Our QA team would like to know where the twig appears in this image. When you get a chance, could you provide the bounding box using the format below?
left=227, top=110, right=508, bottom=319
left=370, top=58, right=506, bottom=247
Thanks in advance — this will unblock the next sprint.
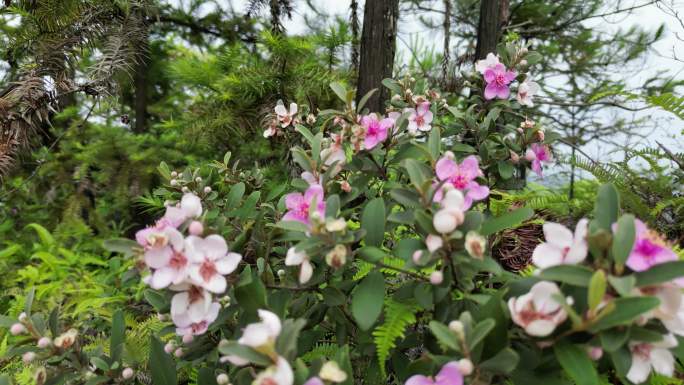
left=656, top=141, right=684, bottom=170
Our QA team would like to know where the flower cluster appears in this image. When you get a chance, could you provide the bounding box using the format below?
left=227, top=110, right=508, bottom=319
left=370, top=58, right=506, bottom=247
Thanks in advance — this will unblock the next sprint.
left=475, top=52, right=538, bottom=103
left=264, top=100, right=300, bottom=138
left=136, top=192, right=242, bottom=337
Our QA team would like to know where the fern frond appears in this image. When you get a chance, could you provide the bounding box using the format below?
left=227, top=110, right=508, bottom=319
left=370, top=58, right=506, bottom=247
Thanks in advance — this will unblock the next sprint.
left=372, top=299, right=419, bottom=376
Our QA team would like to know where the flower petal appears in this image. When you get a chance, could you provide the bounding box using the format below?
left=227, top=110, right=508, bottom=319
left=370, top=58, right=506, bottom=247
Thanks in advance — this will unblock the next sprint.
left=435, top=157, right=457, bottom=181
left=215, top=252, right=242, bottom=275
left=543, top=222, right=574, bottom=248
left=258, top=309, right=282, bottom=337
left=531, top=243, right=565, bottom=268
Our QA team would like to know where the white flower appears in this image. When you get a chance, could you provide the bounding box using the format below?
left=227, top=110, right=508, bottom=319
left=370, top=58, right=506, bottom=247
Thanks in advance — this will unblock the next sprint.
left=627, top=334, right=678, bottom=384
left=405, top=102, right=433, bottom=134
left=433, top=189, right=466, bottom=234
left=238, top=309, right=282, bottom=349
left=464, top=231, right=486, bottom=259
left=186, top=235, right=242, bottom=293
left=275, top=100, right=298, bottom=128
left=319, top=361, right=347, bottom=383
left=638, top=284, right=684, bottom=336
left=141, top=226, right=185, bottom=271
left=475, top=53, right=500, bottom=74
left=285, top=247, right=314, bottom=284
left=508, top=281, right=569, bottom=337
left=532, top=219, right=588, bottom=269
left=425, top=234, right=443, bottom=253
left=180, top=193, right=203, bottom=218
left=517, top=78, right=540, bottom=107
left=253, top=357, right=293, bottom=385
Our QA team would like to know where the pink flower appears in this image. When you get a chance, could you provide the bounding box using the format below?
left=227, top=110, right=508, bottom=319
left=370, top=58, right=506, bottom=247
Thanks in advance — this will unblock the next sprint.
left=283, top=184, right=326, bottom=225
left=139, top=226, right=185, bottom=272
left=320, top=134, right=346, bottom=175
left=253, top=357, right=293, bottom=385
left=475, top=53, right=500, bottom=74
left=483, top=63, right=517, bottom=100
left=405, top=102, right=433, bottom=134
left=405, top=361, right=464, bottom=385
left=135, top=193, right=203, bottom=247
left=434, top=154, right=489, bottom=210
left=508, top=281, right=569, bottom=337
left=275, top=100, right=298, bottom=128
left=532, top=219, right=589, bottom=269
left=360, top=113, right=393, bottom=150
left=303, top=378, right=324, bottom=385
left=171, top=285, right=216, bottom=336
left=525, top=143, right=552, bottom=177
left=517, top=78, right=539, bottom=107
left=620, top=219, right=678, bottom=272
left=149, top=238, right=191, bottom=289
left=626, top=334, right=677, bottom=384
left=186, top=234, right=242, bottom=293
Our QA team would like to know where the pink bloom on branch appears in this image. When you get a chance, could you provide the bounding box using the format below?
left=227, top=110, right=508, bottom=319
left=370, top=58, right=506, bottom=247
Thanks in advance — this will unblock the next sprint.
left=360, top=113, right=393, bottom=150
left=483, top=63, right=517, bottom=100
left=171, top=285, right=218, bottom=336
left=275, top=100, right=298, bottom=128
left=475, top=53, right=500, bottom=74
left=508, top=281, right=569, bottom=337
left=626, top=334, right=678, bottom=384
left=517, top=78, right=540, bottom=107
left=525, top=143, right=552, bottom=177
left=174, top=299, right=220, bottom=337
left=186, top=234, right=242, bottom=293
left=303, top=378, right=324, bottom=385
left=405, top=361, right=464, bottom=385
left=434, top=154, right=489, bottom=210
left=405, top=102, right=433, bottom=134
left=283, top=184, right=326, bottom=225
left=618, top=219, right=678, bottom=272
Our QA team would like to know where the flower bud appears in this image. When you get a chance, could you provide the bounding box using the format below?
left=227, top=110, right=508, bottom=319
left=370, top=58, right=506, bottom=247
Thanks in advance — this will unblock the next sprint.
left=277, top=269, right=286, bottom=278
left=443, top=150, right=455, bottom=160
left=306, top=114, right=316, bottom=125
left=425, top=234, right=443, bottom=253
left=18, top=312, right=28, bottom=322
left=203, top=186, right=212, bottom=193
left=535, top=130, right=545, bottom=142
left=182, top=187, right=190, bottom=193
left=10, top=323, right=26, bottom=335
left=510, top=151, right=520, bottom=164
left=23, top=351, right=36, bottom=364
left=170, top=179, right=178, bottom=186
left=164, top=342, right=175, bottom=354
left=519, top=59, right=528, bottom=66
left=412, top=250, right=425, bottom=265
left=174, top=348, right=184, bottom=357
left=171, top=171, right=178, bottom=178
left=216, top=374, right=230, bottom=385
left=430, top=271, right=444, bottom=285
left=520, top=47, right=529, bottom=55
left=182, top=334, right=194, bottom=344
left=122, top=368, right=134, bottom=380
left=188, top=221, right=204, bottom=236
left=588, top=346, right=603, bottom=361
left=325, top=218, right=347, bottom=233
left=195, top=177, right=202, bottom=183
left=391, top=94, right=402, bottom=101
left=457, top=358, right=474, bottom=376
left=325, top=245, right=347, bottom=268
left=448, top=320, right=464, bottom=337
left=37, top=337, right=51, bottom=349
left=54, top=329, right=78, bottom=349
left=433, top=208, right=464, bottom=234
left=320, top=361, right=348, bottom=383
left=340, top=181, right=352, bottom=192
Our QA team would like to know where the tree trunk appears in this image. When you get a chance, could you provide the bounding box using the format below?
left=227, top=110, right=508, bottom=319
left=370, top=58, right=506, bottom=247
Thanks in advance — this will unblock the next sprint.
left=134, top=57, right=149, bottom=133
left=349, top=0, right=360, bottom=81
left=441, top=0, right=451, bottom=85
left=356, top=0, right=399, bottom=112
left=475, top=0, right=509, bottom=60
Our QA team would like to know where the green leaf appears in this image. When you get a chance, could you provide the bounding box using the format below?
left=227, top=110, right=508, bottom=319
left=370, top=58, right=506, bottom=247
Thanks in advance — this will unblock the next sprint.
left=274, top=220, right=309, bottom=233
left=553, top=340, right=599, bottom=385
left=197, top=368, right=218, bottom=385
left=607, top=275, right=635, bottom=296
left=362, top=198, right=386, bottom=247
left=538, top=265, right=594, bottom=287
left=358, top=246, right=386, bottom=263
left=589, top=297, right=661, bottom=332
left=588, top=270, right=607, bottom=311
left=226, top=182, right=246, bottom=209
left=525, top=52, right=543, bottom=65
left=144, top=289, right=169, bottom=312
left=110, top=310, right=125, bottom=363
left=480, top=207, right=534, bottom=236
left=479, top=348, right=519, bottom=374
left=294, top=124, right=315, bottom=143
left=90, top=356, right=110, bottom=371
left=635, top=261, right=684, bottom=287
left=381, top=78, right=402, bottom=95
left=276, top=318, right=307, bottom=360
left=357, top=88, right=378, bottom=112
left=149, top=336, right=177, bottom=385
left=403, top=159, right=430, bottom=191
left=325, top=195, right=340, bottom=218
left=351, top=271, right=385, bottom=330
left=218, top=342, right=272, bottom=366
left=330, top=82, right=348, bottom=103
left=467, top=318, right=495, bottom=351
left=102, top=238, right=139, bottom=256
left=428, top=321, right=460, bottom=351
left=611, top=214, right=635, bottom=266
left=600, top=328, right=630, bottom=352
left=322, top=287, right=347, bottom=306
left=498, top=161, right=514, bottom=179
left=24, top=287, right=35, bottom=315
left=427, top=127, right=441, bottom=160
left=594, top=184, right=619, bottom=230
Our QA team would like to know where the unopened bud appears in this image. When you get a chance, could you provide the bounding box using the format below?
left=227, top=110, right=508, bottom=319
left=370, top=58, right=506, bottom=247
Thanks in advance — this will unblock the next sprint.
left=588, top=346, right=603, bottom=361
left=277, top=269, right=286, bottom=277
left=203, top=186, right=212, bottom=193
left=182, top=187, right=190, bottom=193
left=457, top=358, right=474, bottom=375
left=520, top=47, right=529, bottom=55
left=535, top=130, right=545, bottom=142
left=325, top=245, right=347, bottom=268
left=430, top=271, right=444, bottom=285
left=171, top=171, right=178, bottom=178
left=195, top=177, right=202, bottom=183
left=306, top=114, right=316, bottom=125
left=170, top=179, right=178, bottom=186
left=340, top=181, right=352, bottom=193
left=10, top=323, right=26, bottom=335
left=448, top=320, right=464, bottom=336
left=412, top=250, right=424, bottom=265
left=188, top=221, right=204, bottom=236
left=519, top=59, right=528, bottom=66
left=122, top=368, right=134, bottom=380
left=174, top=348, right=184, bottom=357
left=216, top=374, right=230, bottom=385
left=510, top=151, right=520, bottom=164
left=182, top=334, right=194, bottom=344
left=391, top=94, right=401, bottom=102
left=23, top=351, right=36, bottom=364
left=37, top=337, right=51, bottom=348
left=164, top=342, right=175, bottom=354
left=18, top=312, right=28, bottom=322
